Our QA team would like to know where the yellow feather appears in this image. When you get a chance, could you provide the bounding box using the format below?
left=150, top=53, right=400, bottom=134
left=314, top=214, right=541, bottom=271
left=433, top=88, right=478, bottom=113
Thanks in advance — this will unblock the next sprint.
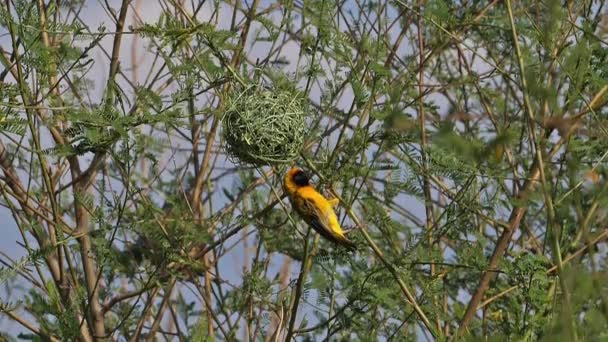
left=283, top=167, right=355, bottom=249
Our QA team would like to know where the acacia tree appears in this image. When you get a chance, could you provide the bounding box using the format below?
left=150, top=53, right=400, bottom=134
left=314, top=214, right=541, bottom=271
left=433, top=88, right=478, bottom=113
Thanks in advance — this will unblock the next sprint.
left=0, top=0, right=606, bottom=340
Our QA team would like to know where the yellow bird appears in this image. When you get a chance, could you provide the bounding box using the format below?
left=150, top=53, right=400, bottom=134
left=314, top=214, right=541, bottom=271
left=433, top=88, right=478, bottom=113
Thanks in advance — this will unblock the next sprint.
left=283, top=167, right=356, bottom=250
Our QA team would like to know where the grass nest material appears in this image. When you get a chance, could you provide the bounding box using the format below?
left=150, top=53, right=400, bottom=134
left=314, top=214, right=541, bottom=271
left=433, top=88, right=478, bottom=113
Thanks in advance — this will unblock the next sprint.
left=222, top=85, right=307, bottom=166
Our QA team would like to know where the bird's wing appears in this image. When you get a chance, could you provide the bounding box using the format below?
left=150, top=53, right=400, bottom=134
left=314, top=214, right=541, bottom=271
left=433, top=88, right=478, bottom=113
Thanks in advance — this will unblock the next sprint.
left=291, top=188, right=356, bottom=249
left=328, top=197, right=339, bottom=208
left=303, top=197, right=356, bottom=250
left=298, top=195, right=341, bottom=243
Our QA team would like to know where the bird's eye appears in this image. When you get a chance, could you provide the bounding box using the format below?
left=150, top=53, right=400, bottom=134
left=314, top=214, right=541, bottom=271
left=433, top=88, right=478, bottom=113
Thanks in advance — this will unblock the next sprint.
left=293, top=171, right=309, bottom=186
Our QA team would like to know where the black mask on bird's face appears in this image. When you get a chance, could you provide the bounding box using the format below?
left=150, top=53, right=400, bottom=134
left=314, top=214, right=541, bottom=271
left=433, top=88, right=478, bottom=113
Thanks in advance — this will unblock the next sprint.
left=292, top=170, right=310, bottom=186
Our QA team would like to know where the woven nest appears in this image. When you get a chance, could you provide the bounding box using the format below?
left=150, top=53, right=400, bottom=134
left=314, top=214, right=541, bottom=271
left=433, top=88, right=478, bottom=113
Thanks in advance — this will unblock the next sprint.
left=222, top=85, right=307, bottom=166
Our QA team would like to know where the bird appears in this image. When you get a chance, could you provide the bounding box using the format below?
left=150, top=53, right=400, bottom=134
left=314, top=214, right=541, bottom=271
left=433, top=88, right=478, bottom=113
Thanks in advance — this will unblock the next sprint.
left=283, top=167, right=356, bottom=250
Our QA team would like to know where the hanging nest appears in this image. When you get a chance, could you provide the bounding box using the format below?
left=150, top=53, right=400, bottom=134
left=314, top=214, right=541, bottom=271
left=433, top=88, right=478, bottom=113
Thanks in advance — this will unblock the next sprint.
left=222, top=85, right=307, bottom=166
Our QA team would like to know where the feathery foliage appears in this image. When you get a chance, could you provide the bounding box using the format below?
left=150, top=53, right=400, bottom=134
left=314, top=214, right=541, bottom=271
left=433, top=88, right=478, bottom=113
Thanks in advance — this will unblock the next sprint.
left=0, top=0, right=606, bottom=340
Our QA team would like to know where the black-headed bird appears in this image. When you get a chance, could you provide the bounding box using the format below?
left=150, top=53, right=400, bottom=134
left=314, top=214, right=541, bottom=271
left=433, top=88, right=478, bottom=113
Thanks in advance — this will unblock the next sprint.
left=283, top=167, right=356, bottom=250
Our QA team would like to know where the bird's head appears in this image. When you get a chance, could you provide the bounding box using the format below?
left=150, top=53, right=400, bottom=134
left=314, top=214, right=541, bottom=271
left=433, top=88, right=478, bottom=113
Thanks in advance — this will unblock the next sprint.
left=284, top=167, right=311, bottom=193
left=287, top=167, right=310, bottom=186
